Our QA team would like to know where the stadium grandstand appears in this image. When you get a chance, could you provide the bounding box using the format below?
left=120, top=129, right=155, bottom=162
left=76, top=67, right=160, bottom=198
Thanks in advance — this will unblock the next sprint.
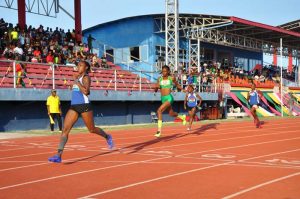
left=0, top=0, right=300, bottom=132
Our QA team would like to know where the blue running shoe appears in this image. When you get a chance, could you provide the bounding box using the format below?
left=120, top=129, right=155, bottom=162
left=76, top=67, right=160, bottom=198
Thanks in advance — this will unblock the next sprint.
left=48, top=155, right=62, bottom=163
left=106, top=134, right=114, bottom=150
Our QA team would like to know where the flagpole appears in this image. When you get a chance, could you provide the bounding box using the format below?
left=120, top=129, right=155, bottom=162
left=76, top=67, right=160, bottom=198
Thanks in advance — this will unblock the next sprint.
left=280, top=38, right=283, bottom=117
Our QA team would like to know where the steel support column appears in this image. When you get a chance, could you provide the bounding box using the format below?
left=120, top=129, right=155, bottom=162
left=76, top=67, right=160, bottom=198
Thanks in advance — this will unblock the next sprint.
left=17, top=0, right=26, bottom=31
left=165, top=0, right=179, bottom=71
left=74, top=0, right=82, bottom=43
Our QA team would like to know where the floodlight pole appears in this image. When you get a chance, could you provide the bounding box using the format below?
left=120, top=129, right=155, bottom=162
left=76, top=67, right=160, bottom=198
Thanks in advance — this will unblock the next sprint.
left=280, top=38, right=283, bottom=117
left=165, top=0, right=179, bottom=72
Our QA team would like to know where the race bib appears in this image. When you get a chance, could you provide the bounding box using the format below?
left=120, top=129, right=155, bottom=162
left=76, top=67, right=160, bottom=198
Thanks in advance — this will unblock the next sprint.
left=161, top=80, right=170, bottom=86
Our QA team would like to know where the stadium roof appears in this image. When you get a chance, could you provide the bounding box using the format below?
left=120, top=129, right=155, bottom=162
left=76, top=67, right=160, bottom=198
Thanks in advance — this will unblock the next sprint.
left=84, top=14, right=300, bottom=51
left=278, top=19, right=300, bottom=33
left=219, top=16, right=300, bottom=49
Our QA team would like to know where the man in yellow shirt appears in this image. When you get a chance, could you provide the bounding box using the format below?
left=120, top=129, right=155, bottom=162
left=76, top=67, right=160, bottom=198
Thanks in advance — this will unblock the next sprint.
left=46, top=89, right=62, bottom=132
left=11, top=28, right=18, bottom=43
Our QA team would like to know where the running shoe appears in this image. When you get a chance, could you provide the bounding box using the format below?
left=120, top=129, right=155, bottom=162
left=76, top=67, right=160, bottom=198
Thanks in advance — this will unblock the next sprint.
left=106, top=134, right=114, bottom=150
left=256, top=121, right=261, bottom=128
left=48, top=155, right=62, bottom=163
left=154, top=131, right=161, bottom=138
left=187, top=127, right=191, bottom=131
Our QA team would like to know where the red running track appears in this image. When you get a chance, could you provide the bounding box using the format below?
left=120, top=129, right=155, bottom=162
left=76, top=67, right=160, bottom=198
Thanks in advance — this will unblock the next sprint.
left=0, top=118, right=299, bottom=199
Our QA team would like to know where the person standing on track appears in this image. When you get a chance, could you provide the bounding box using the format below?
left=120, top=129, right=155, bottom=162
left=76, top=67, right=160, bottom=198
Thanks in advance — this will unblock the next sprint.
left=247, top=83, right=262, bottom=128
left=184, top=85, right=202, bottom=131
left=48, top=61, right=114, bottom=163
left=46, top=89, right=62, bottom=133
left=154, top=65, right=186, bottom=137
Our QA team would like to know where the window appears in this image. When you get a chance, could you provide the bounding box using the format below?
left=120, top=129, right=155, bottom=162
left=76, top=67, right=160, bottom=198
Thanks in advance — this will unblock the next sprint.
left=234, top=57, right=248, bottom=71
left=249, top=59, right=262, bottom=71
left=130, top=47, right=140, bottom=61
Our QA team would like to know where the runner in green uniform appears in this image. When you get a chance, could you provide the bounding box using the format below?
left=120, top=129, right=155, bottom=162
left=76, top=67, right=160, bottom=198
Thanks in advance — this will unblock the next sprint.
left=154, top=65, right=186, bottom=137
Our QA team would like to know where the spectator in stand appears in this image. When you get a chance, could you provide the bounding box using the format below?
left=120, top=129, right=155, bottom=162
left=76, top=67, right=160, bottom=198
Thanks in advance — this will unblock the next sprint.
left=91, top=54, right=99, bottom=68
left=26, top=44, right=34, bottom=61
left=15, top=56, right=26, bottom=88
left=11, top=28, right=18, bottom=44
left=7, top=23, right=13, bottom=42
left=181, top=68, right=187, bottom=88
left=13, top=43, right=24, bottom=60
left=0, top=19, right=7, bottom=41
left=42, top=46, right=48, bottom=59
left=53, top=50, right=60, bottom=64
left=24, top=32, right=30, bottom=46
left=71, top=29, right=76, bottom=41
left=65, top=29, right=72, bottom=41
left=87, top=34, right=95, bottom=54
left=78, top=43, right=85, bottom=58
left=19, top=31, right=25, bottom=48
left=100, top=54, right=107, bottom=68
left=202, top=73, right=208, bottom=92
left=46, top=51, right=54, bottom=64
left=187, top=72, right=194, bottom=86
left=2, top=43, right=13, bottom=59
left=32, top=47, right=41, bottom=63
left=68, top=39, right=75, bottom=52
left=60, top=29, right=65, bottom=45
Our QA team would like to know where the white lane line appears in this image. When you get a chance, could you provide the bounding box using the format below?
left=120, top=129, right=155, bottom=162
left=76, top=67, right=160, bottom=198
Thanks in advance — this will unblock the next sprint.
left=12, top=119, right=299, bottom=146
left=0, top=162, right=51, bottom=172
left=0, top=156, right=170, bottom=190
left=0, top=147, right=35, bottom=151
left=1, top=134, right=299, bottom=174
left=78, top=147, right=300, bottom=198
left=222, top=172, right=300, bottom=199
left=59, top=121, right=300, bottom=146
left=0, top=121, right=298, bottom=191
left=176, top=136, right=300, bottom=158
left=79, top=161, right=234, bottom=199
left=1, top=125, right=295, bottom=161
left=113, top=128, right=300, bottom=153
left=0, top=151, right=57, bottom=160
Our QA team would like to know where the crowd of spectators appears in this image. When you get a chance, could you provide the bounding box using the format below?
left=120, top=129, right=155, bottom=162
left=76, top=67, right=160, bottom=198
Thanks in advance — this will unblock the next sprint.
left=176, top=62, right=295, bottom=90
left=0, top=19, right=297, bottom=89
left=0, top=19, right=109, bottom=69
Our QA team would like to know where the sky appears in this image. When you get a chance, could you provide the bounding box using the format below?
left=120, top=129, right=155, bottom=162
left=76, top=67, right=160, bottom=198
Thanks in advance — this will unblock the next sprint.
left=1, top=0, right=299, bottom=30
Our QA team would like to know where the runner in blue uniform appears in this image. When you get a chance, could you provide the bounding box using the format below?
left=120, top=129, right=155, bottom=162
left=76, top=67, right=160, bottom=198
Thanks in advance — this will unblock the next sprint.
left=48, top=61, right=114, bottom=163
left=247, top=83, right=262, bottom=128
left=184, top=85, right=202, bottom=131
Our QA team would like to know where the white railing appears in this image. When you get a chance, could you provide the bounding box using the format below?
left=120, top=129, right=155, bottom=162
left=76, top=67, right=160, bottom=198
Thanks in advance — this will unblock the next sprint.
left=0, top=59, right=227, bottom=93
left=0, top=60, right=156, bottom=92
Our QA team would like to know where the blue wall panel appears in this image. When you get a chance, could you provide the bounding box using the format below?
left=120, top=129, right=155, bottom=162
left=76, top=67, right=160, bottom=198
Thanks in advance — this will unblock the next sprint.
left=84, top=16, right=154, bottom=48
left=0, top=100, right=188, bottom=132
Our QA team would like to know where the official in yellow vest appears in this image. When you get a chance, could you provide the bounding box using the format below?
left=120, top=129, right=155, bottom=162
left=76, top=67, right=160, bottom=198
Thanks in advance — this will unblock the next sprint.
left=46, top=89, right=62, bottom=132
